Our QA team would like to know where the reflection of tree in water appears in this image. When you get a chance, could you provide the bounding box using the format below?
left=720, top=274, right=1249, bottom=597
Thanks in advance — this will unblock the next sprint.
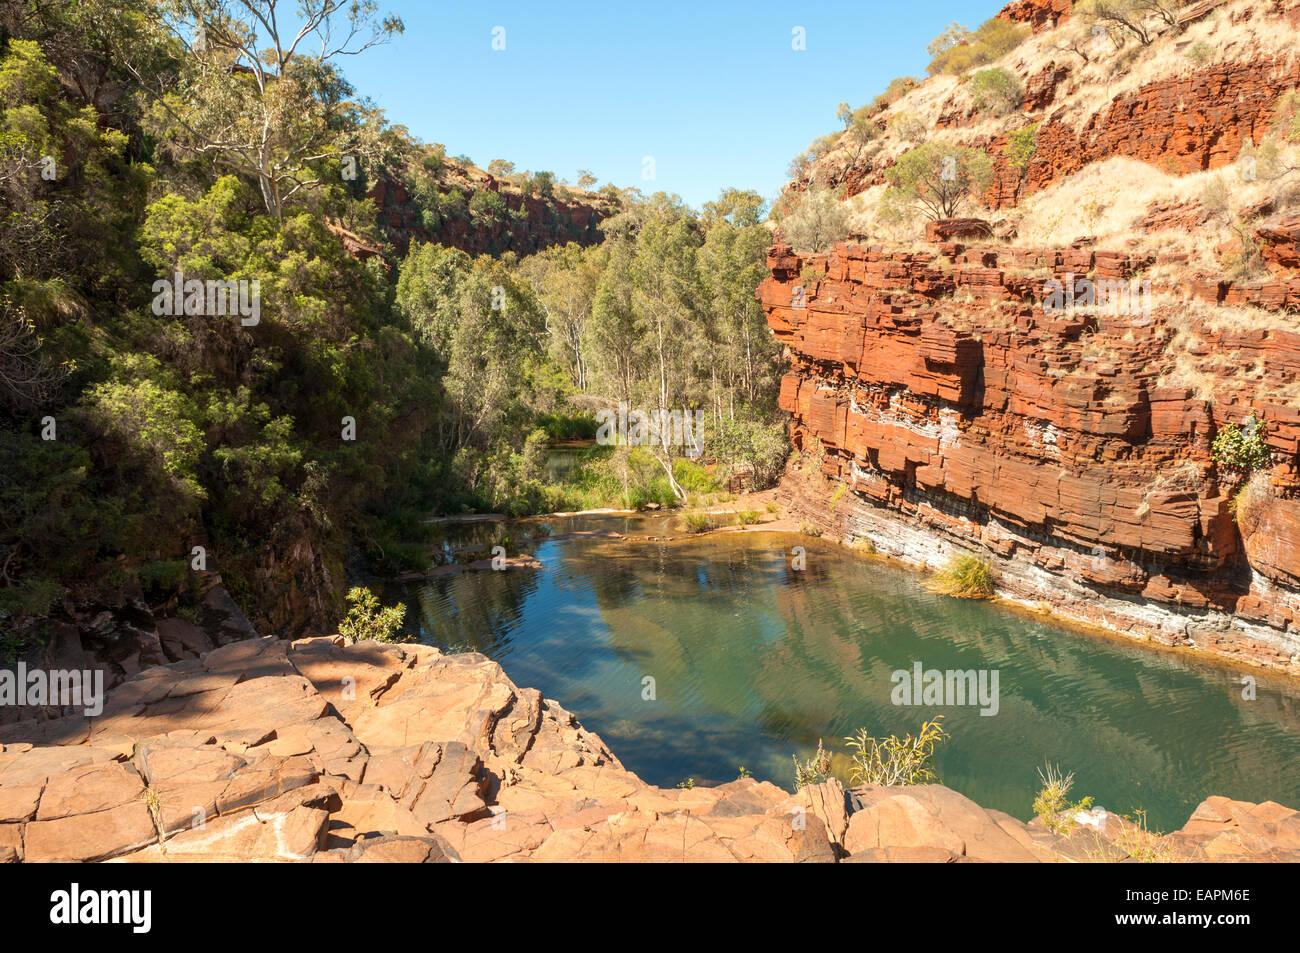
left=409, top=569, right=538, bottom=656
left=383, top=521, right=1300, bottom=830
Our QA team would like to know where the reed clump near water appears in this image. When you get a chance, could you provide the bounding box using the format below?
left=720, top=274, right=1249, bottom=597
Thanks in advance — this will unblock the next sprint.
left=930, top=553, right=995, bottom=599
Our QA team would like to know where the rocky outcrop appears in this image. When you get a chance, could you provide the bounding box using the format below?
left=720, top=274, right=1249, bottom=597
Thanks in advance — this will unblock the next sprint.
left=991, top=56, right=1300, bottom=208
left=759, top=238, right=1300, bottom=672
left=998, top=0, right=1072, bottom=34
left=1, top=636, right=1293, bottom=862
left=368, top=175, right=613, bottom=258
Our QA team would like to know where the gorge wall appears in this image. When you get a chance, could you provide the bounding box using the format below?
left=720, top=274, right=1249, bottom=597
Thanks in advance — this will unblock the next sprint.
left=758, top=235, right=1300, bottom=674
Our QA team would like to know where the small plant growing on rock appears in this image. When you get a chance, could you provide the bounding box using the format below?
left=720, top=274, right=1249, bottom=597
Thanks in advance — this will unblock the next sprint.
left=845, top=717, right=947, bottom=786
left=792, top=740, right=833, bottom=789
left=1212, top=416, right=1270, bottom=473
left=799, top=520, right=823, bottom=538
left=1229, top=470, right=1275, bottom=532
left=1185, top=41, right=1213, bottom=66
left=1004, top=122, right=1040, bottom=172
left=1033, top=762, right=1094, bottom=835
left=932, top=553, right=995, bottom=598
left=339, top=586, right=408, bottom=644
left=676, top=777, right=696, bottom=789
left=1091, top=809, right=1183, bottom=863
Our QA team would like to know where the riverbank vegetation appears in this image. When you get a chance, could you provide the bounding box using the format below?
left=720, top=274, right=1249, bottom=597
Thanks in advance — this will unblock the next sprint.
left=931, top=553, right=996, bottom=598
left=0, top=0, right=787, bottom=647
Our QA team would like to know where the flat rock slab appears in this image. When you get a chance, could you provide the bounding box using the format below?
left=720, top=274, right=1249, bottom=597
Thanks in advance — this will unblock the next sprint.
left=0, top=637, right=1291, bottom=862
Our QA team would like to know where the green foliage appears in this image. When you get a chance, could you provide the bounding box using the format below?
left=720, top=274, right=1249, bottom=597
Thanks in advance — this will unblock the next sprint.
left=338, top=586, right=408, bottom=643
left=1005, top=122, right=1041, bottom=172
left=1033, top=763, right=1094, bottom=834
left=884, top=142, right=994, bottom=221
left=682, top=511, right=715, bottom=533
left=799, top=520, right=823, bottom=538
left=792, top=739, right=832, bottom=789
left=1185, top=41, right=1213, bottom=66
left=777, top=185, right=851, bottom=253
left=736, top=509, right=760, bottom=525
left=469, top=188, right=508, bottom=223
left=927, top=18, right=1030, bottom=75
left=1212, top=417, right=1270, bottom=472
left=967, top=67, right=1023, bottom=116
left=886, top=112, right=929, bottom=144
left=932, top=553, right=995, bottom=598
left=845, top=717, right=948, bottom=786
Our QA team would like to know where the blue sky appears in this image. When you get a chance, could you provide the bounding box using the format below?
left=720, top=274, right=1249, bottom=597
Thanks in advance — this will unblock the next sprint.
left=342, top=1, right=1006, bottom=211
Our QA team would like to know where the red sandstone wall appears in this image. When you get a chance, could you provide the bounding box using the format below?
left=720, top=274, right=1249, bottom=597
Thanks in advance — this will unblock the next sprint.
left=759, top=236, right=1300, bottom=652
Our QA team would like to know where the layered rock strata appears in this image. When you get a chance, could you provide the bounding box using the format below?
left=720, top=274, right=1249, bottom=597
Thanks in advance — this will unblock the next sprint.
left=759, top=237, right=1300, bottom=673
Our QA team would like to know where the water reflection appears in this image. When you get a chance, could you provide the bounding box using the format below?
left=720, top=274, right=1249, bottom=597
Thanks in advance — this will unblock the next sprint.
left=382, top=516, right=1300, bottom=830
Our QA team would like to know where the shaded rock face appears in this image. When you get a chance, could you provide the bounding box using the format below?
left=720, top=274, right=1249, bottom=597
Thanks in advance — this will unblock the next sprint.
left=997, top=0, right=1072, bottom=34
left=759, top=239, right=1300, bottom=672
left=0, top=575, right=261, bottom=727
left=368, top=175, right=613, bottom=259
left=0, top=637, right=1292, bottom=863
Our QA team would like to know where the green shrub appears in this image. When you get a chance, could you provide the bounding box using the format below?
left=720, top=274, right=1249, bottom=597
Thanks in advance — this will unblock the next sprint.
left=1185, top=41, right=1214, bottom=65
left=1033, top=762, right=1094, bottom=835
left=682, top=511, right=714, bottom=533
left=736, top=509, right=760, bottom=525
left=469, top=188, right=507, bottom=223
left=875, top=76, right=920, bottom=110
left=886, top=111, right=929, bottom=144
left=932, top=553, right=994, bottom=598
left=968, top=67, right=1023, bottom=116
left=339, top=586, right=408, bottom=643
left=845, top=717, right=947, bottom=786
left=792, top=740, right=832, bottom=789
left=1212, top=416, right=1270, bottom=472
left=928, top=17, right=1029, bottom=75
left=136, top=559, right=190, bottom=597
left=778, top=185, right=851, bottom=253
left=1004, top=122, right=1040, bottom=172
left=799, top=520, right=823, bottom=537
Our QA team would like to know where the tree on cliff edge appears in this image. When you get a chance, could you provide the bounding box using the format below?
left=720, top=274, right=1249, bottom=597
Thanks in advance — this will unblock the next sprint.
left=882, top=143, right=993, bottom=222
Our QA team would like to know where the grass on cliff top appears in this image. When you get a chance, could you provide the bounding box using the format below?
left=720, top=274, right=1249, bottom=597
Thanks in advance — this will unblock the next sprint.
left=930, top=553, right=995, bottom=599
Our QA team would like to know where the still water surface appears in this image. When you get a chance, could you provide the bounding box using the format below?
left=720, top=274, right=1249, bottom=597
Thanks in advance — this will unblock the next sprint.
left=383, top=514, right=1300, bottom=830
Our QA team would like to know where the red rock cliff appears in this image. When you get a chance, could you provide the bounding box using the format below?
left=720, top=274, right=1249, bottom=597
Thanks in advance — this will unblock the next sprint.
left=759, top=235, right=1300, bottom=673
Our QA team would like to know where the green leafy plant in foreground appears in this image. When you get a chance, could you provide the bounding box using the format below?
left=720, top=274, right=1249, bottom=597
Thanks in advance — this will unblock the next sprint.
left=339, top=587, right=408, bottom=644
left=1212, top=416, right=1270, bottom=473
left=1033, top=762, right=1094, bottom=835
left=845, top=716, right=947, bottom=786
left=792, top=740, right=833, bottom=789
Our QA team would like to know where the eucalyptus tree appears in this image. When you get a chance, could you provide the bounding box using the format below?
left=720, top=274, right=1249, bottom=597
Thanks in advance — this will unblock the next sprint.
left=113, top=0, right=403, bottom=219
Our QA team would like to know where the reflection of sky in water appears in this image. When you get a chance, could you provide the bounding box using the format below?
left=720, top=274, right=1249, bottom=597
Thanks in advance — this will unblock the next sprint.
left=382, top=517, right=1300, bottom=831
